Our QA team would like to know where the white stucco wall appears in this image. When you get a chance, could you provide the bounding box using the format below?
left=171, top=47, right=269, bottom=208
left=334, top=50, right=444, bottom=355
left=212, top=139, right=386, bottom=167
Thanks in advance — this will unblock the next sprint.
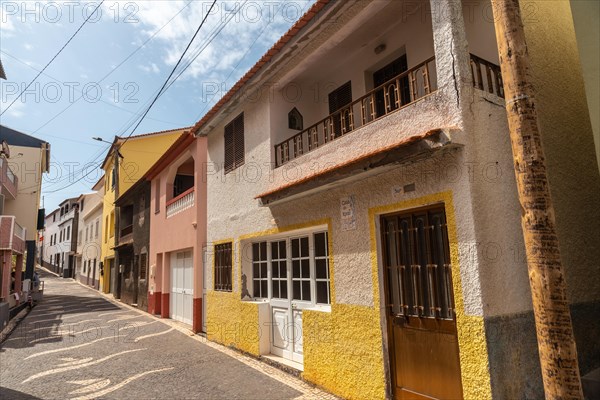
left=3, top=145, right=45, bottom=241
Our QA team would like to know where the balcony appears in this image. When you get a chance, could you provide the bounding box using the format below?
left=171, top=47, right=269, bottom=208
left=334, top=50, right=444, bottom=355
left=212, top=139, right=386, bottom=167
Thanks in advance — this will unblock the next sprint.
left=166, top=188, right=194, bottom=218
left=0, top=158, right=18, bottom=199
left=0, top=216, right=26, bottom=254
left=274, top=57, right=437, bottom=167
left=470, top=54, right=504, bottom=99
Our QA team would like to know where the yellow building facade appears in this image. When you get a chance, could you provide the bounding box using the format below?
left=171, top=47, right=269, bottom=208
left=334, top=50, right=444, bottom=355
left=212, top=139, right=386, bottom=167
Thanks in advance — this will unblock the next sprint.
left=99, top=129, right=187, bottom=294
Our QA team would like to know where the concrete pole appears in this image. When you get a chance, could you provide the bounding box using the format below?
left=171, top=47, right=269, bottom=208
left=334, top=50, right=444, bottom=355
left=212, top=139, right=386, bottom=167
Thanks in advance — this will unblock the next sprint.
left=490, top=0, right=583, bottom=398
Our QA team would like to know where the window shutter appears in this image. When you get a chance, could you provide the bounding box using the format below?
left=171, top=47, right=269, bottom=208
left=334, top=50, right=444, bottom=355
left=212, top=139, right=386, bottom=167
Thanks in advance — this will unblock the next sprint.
left=224, top=113, right=244, bottom=173
left=328, top=81, right=352, bottom=114
left=233, top=113, right=244, bottom=169
left=224, top=123, right=234, bottom=173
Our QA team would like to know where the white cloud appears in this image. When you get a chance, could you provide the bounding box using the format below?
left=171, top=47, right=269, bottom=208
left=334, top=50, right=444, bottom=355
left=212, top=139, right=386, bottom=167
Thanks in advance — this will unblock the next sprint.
left=1, top=101, right=26, bottom=118
left=139, top=63, right=160, bottom=74
left=24, top=43, right=33, bottom=50
left=109, top=0, right=316, bottom=87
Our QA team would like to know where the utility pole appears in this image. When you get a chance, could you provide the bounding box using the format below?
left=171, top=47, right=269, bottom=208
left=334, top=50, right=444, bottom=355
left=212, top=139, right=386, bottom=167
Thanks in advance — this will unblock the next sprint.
left=490, top=0, right=583, bottom=398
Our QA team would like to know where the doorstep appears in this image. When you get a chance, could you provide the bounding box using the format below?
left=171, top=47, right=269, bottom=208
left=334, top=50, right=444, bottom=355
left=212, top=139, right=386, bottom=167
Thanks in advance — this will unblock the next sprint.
left=261, top=354, right=304, bottom=376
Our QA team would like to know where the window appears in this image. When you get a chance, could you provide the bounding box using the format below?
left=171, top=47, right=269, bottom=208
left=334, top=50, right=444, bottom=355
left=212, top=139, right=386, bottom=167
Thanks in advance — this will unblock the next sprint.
left=95, top=219, right=99, bottom=239
left=271, top=240, right=287, bottom=299
left=80, top=199, right=85, bottom=212
left=291, top=237, right=311, bottom=302
left=288, top=107, right=303, bottom=130
left=224, top=113, right=244, bottom=173
left=249, top=231, right=331, bottom=305
left=214, top=242, right=232, bottom=292
left=59, top=230, right=63, bottom=242
left=314, top=232, right=331, bottom=304
left=105, top=216, right=109, bottom=243
left=83, top=260, right=87, bottom=273
left=154, top=179, right=160, bottom=214
left=79, top=230, right=83, bottom=244
left=139, top=253, right=147, bottom=280
left=111, top=168, right=116, bottom=191
left=85, top=227, right=89, bottom=242
left=53, top=214, right=56, bottom=222
left=381, top=207, right=454, bottom=320
left=66, top=226, right=70, bottom=241
left=252, top=242, right=268, bottom=298
left=109, top=212, right=115, bottom=238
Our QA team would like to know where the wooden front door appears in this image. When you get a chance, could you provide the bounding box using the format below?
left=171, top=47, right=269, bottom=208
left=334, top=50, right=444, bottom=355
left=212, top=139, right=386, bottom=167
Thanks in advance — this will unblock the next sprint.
left=381, top=206, right=463, bottom=400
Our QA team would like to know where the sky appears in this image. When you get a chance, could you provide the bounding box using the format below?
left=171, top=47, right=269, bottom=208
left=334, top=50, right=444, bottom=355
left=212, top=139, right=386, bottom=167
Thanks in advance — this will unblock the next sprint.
left=0, top=0, right=316, bottom=211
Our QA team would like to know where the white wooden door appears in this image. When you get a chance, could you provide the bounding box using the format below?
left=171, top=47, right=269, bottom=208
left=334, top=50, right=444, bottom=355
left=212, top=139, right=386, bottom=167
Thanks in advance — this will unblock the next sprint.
left=269, top=238, right=306, bottom=364
left=170, top=251, right=193, bottom=325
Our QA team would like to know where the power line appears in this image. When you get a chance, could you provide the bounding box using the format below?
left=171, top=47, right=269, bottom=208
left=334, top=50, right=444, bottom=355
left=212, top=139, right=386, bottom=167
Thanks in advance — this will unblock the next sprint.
left=0, top=1, right=105, bottom=116
left=27, top=0, right=194, bottom=134
left=118, top=0, right=218, bottom=148
left=46, top=1, right=219, bottom=196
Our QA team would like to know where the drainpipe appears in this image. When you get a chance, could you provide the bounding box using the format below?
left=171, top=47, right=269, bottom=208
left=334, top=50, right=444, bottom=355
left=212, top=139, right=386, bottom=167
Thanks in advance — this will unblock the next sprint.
left=490, top=0, right=583, bottom=398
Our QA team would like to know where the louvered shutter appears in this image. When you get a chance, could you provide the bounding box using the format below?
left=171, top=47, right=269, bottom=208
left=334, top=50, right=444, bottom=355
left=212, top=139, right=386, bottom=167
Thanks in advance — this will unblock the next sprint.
left=224, top=122, right=234, bottom=173
left=233, top=113, right=244, bottom=169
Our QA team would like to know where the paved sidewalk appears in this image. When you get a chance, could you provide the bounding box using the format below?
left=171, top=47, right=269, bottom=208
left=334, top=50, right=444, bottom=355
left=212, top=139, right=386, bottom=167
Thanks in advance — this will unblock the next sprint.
left=0, top=270, right=338, bottom=400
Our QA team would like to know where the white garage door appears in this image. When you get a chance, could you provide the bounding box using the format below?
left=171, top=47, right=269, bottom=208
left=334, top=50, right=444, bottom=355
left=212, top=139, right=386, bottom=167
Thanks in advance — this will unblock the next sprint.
left=170, top=251, right=193, bottom=325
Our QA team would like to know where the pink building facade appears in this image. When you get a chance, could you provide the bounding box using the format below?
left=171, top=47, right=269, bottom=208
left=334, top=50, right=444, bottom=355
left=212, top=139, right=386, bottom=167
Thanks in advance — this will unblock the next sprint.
left=147, top=133, right=207, bottom=333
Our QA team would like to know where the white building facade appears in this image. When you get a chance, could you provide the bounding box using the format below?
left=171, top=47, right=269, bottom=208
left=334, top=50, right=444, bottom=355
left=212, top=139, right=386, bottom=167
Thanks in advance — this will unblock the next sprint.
left=74, top=178, right=103, bottom=289
left=42, top=198, right=79, bottom=278
left=197, top=1, right=600, bottom=399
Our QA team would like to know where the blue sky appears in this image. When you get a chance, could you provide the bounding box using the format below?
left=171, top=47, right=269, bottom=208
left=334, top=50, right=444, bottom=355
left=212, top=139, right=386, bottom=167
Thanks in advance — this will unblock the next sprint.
left=0, top=0, right=315, bottom=211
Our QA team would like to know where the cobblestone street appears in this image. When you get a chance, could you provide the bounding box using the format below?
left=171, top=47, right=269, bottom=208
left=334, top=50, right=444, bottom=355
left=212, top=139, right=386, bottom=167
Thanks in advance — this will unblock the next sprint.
left=0, top=270, right=336, bottom=400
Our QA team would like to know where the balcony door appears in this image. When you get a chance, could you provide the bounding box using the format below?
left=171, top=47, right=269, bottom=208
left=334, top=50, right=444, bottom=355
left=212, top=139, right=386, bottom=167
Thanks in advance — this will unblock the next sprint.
left=373, top=54, right=409, bottom=118
left=328, top=81, right=352, bottom=138
left=381, top=206, right=463, bottom=400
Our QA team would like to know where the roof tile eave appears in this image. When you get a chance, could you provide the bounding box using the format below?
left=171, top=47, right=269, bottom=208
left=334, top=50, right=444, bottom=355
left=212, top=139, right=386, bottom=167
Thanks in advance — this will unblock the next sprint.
left=191, top=0, right=331, bottom=136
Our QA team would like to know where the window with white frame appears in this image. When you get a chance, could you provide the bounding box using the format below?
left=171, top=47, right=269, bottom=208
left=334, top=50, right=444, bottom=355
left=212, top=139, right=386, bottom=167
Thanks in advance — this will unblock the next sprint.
left=252, top=242, right=268, bottom=298
left=250, top=231, right=331, bottom=306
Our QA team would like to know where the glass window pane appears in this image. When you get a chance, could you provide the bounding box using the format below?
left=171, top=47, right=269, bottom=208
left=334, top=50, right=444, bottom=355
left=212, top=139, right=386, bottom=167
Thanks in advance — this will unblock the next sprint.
left=292, top=260, right=300, bottom=278
left=315, top=259, right=328, bottom=279
left=260, top=241, right=267, bottom=260
left=279, top=241, right=286, bottom=258
left=281, top=282, right=288, bottom=299
left=271, top=241, right=279, bottom=259
left=293, top=281, right=301, bottom=300
left=252, top=243, right=259, bottom=262
left=280, top=263, right=287, bottom=278
left=261, top=280, right=267, bottom=298
left=314, top=232, right=326, bottom=257
left=272, top=262, right=279, bottom=278
left=301, top=259, right=310, bottom=278
left=253, top=280, right=260, bottom=297
left=261, top=263, right=267, bottom=278
left=301, top=237, right=309, bottom=256
left=302, top=281, right=311, bottom=301
left=292, top=239, right=299, bottom=258
left=253, top=265, right=259, bottom=278
left=272, top=281, right=280, bottom=298
left=316, top=281, right=329, bottom=304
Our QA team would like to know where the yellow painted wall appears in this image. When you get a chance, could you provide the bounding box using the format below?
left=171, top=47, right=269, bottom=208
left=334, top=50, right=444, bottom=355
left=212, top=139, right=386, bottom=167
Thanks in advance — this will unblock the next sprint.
left=206, top=192, right=492, bottom=400
left=99, top=129, right=185, bottom=292
left=206, top=291, right=261, bottom=356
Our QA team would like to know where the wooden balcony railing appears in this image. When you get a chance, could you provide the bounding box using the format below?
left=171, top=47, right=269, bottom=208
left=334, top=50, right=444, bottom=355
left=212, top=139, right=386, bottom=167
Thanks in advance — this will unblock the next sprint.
left=120, top=224, right=133, bottom=238
left=274, top=56, right=437, bottom=167
left=166, top=187, right=194, bottom=218
left=470, top=54, right=504, bottom=98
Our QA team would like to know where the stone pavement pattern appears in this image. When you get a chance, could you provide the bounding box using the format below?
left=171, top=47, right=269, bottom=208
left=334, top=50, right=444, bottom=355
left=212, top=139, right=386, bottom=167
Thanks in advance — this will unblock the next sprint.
left=0, top=270, right=338, bottom=400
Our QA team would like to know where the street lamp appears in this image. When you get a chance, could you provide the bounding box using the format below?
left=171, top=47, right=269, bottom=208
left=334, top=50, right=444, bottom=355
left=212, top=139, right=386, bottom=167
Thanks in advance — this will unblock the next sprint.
left=92, top=137, right=123, bottom=158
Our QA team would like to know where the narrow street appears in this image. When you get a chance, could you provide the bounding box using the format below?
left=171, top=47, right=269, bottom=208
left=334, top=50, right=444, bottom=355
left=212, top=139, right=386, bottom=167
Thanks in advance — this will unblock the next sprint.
left=0, top=270, right=334, bottom=400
